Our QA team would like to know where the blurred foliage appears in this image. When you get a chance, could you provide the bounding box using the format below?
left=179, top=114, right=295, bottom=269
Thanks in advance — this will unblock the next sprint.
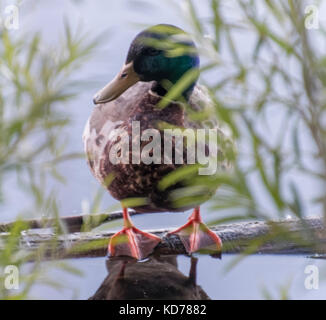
left=0, top=21, right=97, bottom=215
left=261, top=278, right=292, bottom=300
left=162, top=0, right=326, bottom=223
left=137, top=0, right=326, bottom=283
left=1, top=0, right=326, bottom=300
left=0, top=11, right=98, bottom=297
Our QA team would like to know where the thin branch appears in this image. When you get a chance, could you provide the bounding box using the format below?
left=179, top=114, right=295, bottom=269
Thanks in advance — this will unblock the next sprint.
left=2, top=217, right=325, bottom=260
left=0, top=210, right=141, bottom=233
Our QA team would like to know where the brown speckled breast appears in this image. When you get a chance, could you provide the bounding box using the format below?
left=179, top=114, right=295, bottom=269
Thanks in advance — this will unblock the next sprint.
left=83, top=82, right=220, bottom=213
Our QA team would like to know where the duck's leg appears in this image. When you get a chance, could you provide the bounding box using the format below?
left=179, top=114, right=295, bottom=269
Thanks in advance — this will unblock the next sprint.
left=108, top=207, right=161, bottom=260
left=168, top=206, right=222, bottom=255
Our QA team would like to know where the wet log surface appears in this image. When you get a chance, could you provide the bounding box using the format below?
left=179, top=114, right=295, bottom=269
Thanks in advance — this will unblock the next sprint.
left=1, top=214, right=326, bottom=260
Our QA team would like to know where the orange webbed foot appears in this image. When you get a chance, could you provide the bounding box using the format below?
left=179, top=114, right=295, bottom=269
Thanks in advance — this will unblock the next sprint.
left=108, top=207, right=161, bottom=260
left=168, top=207, right=222, bottom=256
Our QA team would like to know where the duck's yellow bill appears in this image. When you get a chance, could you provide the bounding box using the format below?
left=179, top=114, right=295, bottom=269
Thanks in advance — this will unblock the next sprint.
left=93, top=62, right=140, bottom=104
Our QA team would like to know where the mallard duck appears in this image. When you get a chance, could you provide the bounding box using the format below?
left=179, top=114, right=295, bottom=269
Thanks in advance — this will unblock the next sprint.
left=83, top=24, right=228, bottom=260
left=89, top=255, right=210, bottom=300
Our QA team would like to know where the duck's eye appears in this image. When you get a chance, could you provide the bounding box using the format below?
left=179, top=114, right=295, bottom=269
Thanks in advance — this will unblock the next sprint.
left=145, top=48, right=160, bottom=56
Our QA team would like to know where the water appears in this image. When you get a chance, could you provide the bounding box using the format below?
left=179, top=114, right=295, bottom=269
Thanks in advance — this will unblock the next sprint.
left=2, top=0, right=326, bottom=299
left=26, top=254, right=326, bottom=300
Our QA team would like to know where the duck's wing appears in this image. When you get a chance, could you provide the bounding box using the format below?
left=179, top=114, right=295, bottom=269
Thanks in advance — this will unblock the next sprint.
left=187, top=84, right=235, bottom=171
left=185, top=84, right=217, bottom=129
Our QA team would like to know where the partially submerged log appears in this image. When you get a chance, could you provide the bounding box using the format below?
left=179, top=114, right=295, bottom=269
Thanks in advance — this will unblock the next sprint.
left=2, top=216, right=326, bottom=260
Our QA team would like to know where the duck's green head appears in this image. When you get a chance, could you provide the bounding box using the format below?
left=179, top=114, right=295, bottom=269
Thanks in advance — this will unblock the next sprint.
left=93, top=24, right=199, bottom=104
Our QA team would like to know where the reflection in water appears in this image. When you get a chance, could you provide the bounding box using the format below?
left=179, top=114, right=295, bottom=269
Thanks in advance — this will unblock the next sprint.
left=89, top=255, right=210, bottom=300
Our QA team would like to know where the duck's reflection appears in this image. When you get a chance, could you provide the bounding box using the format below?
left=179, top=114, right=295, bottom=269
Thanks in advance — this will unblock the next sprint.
left=89, top=255, right=210, bottom=300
